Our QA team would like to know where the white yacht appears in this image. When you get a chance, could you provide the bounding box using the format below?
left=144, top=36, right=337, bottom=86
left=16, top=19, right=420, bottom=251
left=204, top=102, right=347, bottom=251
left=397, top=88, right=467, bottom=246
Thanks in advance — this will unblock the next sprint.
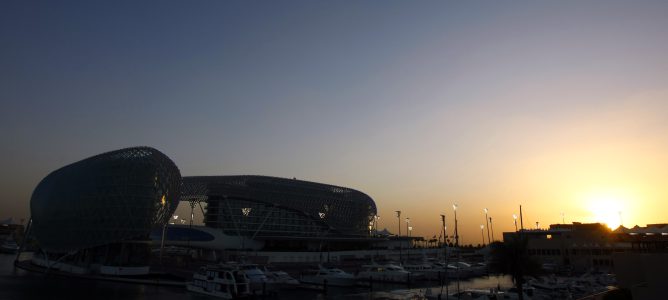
left=187, top=265, right=251, bottom=299
left=262, top=267, right=300, bottom=288
left=410, top=261, right=458, bottom=281
left=357, top=263, right=418, bottom=283
left=226, top=262, right=272, bottom=293
left=300, top=265, right=357, bottom=287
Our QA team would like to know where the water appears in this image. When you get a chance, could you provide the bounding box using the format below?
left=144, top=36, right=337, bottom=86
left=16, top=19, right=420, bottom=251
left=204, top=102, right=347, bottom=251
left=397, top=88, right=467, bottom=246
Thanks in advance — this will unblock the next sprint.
left=1, top=253, right=513, bottom=299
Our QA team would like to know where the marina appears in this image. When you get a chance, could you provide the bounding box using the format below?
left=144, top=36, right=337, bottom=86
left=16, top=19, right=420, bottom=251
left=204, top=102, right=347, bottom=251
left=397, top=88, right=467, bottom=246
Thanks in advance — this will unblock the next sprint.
left=5, top=249, right=622, bottom=299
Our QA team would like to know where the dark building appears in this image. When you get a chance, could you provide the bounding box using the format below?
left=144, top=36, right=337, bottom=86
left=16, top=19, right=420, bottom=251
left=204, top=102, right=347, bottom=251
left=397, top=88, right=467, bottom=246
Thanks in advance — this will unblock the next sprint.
left=180, top=175, right=377, bottom=250
left=28, top=147, right=181, bottom=275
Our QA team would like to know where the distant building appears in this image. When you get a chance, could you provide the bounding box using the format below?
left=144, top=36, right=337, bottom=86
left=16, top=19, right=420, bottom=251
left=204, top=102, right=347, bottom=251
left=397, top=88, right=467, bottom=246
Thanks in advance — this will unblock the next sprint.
left=175, top=175, right=378, bottom=252
left=503, top=222, right=624, bottom=273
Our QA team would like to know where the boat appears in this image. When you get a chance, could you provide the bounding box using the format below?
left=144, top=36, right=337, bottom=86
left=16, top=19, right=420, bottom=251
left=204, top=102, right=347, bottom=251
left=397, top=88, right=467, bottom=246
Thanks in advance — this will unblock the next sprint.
left=409, top=261, right=458, bottom=281
left=261, top=266, right=300, bottom=288
left=187, top=265, right=251, bottom=299
left=225, top=262, right=273, bottom=293
left=300, top=264, right=357, bottom=287
left=357, top=263, right=420, bottom=283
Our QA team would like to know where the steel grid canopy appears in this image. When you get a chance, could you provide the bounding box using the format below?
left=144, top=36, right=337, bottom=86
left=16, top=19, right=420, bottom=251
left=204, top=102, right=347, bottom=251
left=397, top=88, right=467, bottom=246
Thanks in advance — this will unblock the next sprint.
left=30, top=147, right=181, bottom=253
left=182, top=175, right=377, bottom=238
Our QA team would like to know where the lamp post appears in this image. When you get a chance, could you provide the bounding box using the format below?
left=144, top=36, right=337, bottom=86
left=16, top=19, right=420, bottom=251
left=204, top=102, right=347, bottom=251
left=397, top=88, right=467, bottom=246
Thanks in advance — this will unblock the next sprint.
left=405, top=217, right=410, bottom=238
left=396, top=210, right=402, bottom=262
left=561, top=212, right=565, bottom=224
left=408, top=226, right=413, bottom=260
left=480, top=225, right=485, bottom=246
left=484, top=208, right=491, bottom=245
left=405, top=217, right=411, bottom=261
left=439, top=214, right=449, bottom=299
left=453, top=204, right=459, bottom=247
left=396, top=211, right=402, bottom=236
left=489, top=217, right=495, bottom=242
left=513, top=214, right=518, bottom=232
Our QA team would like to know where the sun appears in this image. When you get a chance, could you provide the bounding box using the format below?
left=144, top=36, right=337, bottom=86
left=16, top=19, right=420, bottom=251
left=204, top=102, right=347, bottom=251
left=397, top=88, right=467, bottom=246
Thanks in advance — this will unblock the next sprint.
left=585, top=192, right=626, bottom=229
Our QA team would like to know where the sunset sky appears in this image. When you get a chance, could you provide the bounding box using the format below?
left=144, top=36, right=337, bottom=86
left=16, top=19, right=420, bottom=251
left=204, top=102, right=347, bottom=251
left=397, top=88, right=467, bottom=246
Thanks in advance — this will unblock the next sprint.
left=2, top=1, right=668, bottom=244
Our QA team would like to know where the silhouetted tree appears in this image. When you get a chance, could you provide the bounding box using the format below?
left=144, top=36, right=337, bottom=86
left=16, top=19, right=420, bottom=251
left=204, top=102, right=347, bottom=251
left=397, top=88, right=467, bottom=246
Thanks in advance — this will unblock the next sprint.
left=488, top=236, right=541, bottom=300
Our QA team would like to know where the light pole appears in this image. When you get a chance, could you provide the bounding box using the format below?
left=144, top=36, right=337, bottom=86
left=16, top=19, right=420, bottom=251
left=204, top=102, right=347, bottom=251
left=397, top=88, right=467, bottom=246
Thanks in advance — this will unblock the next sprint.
left=405, top=217, right=410, bottom=238
left=453, top=204, right=459, bottom=247
left=513, top=214, right=518, bottom=232
left=561, top=212, right=565, bottom=224
left=396, top=210, right=402, bottom=262
left=489, top=217, right=495, bottom=242
left=480, top=225, right=485, bottom=246
left=484, top=208, right=491, bottom=245
left=439, top=214, right=449, bottom=299
left=396, top=211, right=402, bottom=236
left=405, top=217, right=411, bottom=261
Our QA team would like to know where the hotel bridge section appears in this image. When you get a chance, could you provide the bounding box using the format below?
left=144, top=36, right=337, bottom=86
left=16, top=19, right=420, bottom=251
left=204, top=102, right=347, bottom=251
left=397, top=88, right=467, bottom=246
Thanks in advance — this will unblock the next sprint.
left=179, top=175, right=378, bottom=251
left=27, top=146, right=181, bottom=275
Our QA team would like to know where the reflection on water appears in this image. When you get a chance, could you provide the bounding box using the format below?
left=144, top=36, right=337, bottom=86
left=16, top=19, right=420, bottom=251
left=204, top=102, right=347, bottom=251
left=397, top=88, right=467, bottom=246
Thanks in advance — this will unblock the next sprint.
left=1, top=253, right=513, bottom=299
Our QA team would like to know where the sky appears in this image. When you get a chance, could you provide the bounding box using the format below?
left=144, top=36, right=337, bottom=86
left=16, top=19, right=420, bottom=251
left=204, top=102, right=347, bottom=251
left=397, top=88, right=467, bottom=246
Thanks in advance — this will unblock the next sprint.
left=2, top=1, right=668, bottom=245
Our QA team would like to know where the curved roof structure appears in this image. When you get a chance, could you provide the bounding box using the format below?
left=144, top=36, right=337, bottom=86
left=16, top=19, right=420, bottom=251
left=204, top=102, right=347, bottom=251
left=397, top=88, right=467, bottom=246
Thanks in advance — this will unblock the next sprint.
left=182, top=175, right=377, bottom=238
left=31, top=147, right=181, bottom=253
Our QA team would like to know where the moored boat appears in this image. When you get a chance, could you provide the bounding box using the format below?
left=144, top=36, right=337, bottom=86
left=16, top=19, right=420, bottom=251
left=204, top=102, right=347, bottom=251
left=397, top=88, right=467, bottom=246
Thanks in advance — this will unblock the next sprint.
left=300, top=264, right=357, bottom=287
left=357, top=263, right=420, bottom=283
left=187, top=265, right=251, bottom=299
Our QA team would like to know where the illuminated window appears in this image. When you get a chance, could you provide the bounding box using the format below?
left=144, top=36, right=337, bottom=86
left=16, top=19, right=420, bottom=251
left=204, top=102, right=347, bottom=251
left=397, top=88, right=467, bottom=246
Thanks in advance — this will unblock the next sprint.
left=546, top=234, right=552, bottom=239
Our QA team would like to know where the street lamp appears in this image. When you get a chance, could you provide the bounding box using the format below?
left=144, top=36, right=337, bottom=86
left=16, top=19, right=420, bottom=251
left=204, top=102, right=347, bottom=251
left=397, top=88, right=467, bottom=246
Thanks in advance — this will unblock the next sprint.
left=405, top=217, right=410, bottom=237
left=396, top=210, right=402, bottom=262
left=480, top=225, right=485, bottom=247
left=453, top=204, right=459, bottom=247
left=405, top=217, right=411, bottom=258
left=396, top=211, right=402, bottom=236
left=513, top=214, right=518, bottom=232
left=489, top=217, right=494, bottom=242
left=484, top=208, right=490, bottom=245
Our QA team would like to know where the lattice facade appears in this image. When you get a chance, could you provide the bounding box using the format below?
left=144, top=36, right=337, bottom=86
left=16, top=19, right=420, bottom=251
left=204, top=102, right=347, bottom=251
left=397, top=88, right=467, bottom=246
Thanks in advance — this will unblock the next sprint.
left=31, top=147, right=181, bottom=253
left=182, top=176, right=377, bottom=238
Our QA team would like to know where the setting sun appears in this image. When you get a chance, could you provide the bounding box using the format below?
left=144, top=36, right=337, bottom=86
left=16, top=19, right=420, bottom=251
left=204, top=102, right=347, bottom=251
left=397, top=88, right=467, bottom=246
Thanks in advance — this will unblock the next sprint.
left=584, top=191, right=628, bottom=229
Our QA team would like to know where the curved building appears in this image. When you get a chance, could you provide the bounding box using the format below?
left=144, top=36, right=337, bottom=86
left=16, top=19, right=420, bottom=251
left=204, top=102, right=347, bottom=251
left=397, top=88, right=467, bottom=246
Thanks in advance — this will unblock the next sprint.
left=181, top=176, right=377, bottom=242
left=30, top=146, right=181, bottom=253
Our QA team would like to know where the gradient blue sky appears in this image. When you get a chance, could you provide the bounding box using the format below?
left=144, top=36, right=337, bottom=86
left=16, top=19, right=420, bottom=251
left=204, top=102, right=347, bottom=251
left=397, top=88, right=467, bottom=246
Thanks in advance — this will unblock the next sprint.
left=2, top=1, right=668, bottom=244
